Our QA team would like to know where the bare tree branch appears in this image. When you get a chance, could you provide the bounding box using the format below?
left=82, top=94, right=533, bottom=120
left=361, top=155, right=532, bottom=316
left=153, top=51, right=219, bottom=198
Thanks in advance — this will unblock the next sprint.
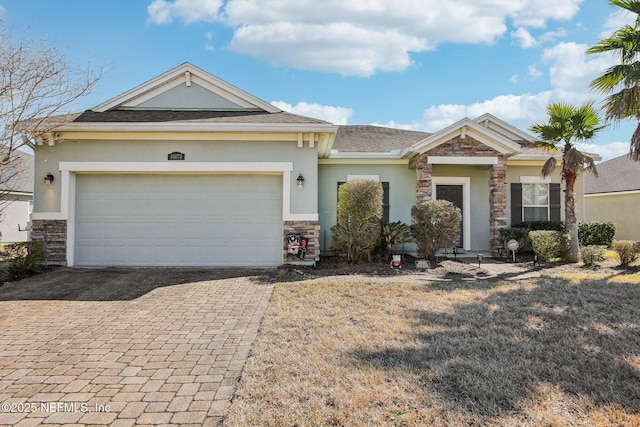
left=0, top=21, right=103, bottom=215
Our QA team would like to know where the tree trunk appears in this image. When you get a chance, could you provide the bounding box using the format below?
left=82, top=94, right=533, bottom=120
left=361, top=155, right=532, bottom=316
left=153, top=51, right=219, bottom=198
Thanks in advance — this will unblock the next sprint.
left=563, top=170, right=581, bottom=263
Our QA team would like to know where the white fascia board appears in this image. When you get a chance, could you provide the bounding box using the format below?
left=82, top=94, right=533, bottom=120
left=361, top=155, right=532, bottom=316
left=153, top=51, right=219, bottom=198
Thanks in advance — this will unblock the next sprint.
left=56, top=121, right=338, bottom=134
left=428, top=156, right=498, bottom=165
left=3, top=191, right=33, bottom=196
left=585, top=189, right=640, bottom=197
left=508, top=152, right=561, bottom=161
left=473, top=113, right=537, bottom=142
left=327, top=151, right=403, bottom=159
left=92, top=62, right=281, bottom=113
left=59, top=161, right=294, bottom=173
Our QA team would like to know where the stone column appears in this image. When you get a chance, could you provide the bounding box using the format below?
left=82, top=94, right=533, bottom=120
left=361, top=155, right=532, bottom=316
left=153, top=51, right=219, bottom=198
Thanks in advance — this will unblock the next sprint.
left=489, top=155, right=507, bottom=256
left=416, top=154, right=433, bottom=203
left=31, top=219, right=67, bottom=265
left=283, top=221, right=321, bottom=264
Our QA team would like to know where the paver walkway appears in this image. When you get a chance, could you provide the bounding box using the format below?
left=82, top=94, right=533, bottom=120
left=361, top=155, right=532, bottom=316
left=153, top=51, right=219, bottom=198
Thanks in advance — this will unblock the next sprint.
left=0, top=272, right=274, bottom=426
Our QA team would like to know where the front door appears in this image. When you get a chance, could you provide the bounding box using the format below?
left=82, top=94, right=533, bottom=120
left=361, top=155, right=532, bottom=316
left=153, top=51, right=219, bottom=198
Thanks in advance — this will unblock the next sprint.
left=436, top=184, right=463, bottom=248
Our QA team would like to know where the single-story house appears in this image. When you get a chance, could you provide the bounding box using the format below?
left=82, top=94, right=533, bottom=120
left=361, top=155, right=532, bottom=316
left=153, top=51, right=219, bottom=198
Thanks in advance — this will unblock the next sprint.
left=0, top=150, right=33, bottom=244
left=585, top=154, right=640, bottom=241
left=23, top=63, right=584, bottom=267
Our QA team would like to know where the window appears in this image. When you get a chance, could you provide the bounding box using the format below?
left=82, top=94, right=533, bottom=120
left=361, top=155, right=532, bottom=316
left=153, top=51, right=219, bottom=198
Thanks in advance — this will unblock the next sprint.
left=337, top=181, right=390, bottom=223
left=522, top=183, right=549, bottom=221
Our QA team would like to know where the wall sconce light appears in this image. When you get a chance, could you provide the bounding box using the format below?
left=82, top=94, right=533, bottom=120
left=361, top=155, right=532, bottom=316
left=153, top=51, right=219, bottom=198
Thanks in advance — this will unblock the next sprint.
left=44, top=172, right=54, bottom=185
left=296, top=173, right=305, bottom=188
left=477, top=253, right=483, bottom=268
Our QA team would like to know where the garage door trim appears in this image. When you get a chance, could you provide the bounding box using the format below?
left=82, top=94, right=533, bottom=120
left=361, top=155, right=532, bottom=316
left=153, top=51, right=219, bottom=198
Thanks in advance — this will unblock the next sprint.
left=36, top=161, right=318, bottom=266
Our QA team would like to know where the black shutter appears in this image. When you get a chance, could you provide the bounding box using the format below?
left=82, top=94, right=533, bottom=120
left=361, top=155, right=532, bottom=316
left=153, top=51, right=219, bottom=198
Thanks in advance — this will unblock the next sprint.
left=549, top=183, right=561, bottom=222
left=382, top=182, right=390, bottom=223
left=511, top=183, right=522, bottom=225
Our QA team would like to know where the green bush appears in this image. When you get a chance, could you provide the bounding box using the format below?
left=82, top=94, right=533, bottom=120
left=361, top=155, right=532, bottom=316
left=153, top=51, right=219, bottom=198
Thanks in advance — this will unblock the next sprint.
left=578, top=221, right=616, bottom=247
left=581, top=245, right=606, bottom=266
left=529, top=230, right=569, bottom=262
left=1, top=242, right=45, bottom=276
left=513, top=221, right=565, bottom=232
left=411, top=200, right=462, bottom=261
left=378, top=221, right=412, bottom=259
left=615, top=240, right=639, bottom=266
left=501, top=221, right=565, bottom=254
left=332, top=179, right=383, bottom=263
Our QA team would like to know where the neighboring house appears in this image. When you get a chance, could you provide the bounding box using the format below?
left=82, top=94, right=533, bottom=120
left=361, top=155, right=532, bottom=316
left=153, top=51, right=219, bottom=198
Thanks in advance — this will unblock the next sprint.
left=0, top=151, right=34, bottom=244
left=23, top=63, right=585, bottom=267
left=585, top=154, right=640, bottom=241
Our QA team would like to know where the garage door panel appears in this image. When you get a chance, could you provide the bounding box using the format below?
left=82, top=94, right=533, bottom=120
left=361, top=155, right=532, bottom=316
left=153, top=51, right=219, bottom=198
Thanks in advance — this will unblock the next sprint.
left=75, top=174, right=283, bottom=267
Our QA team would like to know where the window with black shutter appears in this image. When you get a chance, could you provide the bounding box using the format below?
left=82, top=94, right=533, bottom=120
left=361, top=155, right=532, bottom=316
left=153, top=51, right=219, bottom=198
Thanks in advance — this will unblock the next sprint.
left=510, top=182, right=561, bottom=225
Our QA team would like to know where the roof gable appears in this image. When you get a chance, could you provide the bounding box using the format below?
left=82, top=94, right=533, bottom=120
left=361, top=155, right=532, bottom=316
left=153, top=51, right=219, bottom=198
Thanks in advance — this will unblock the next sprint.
left=406, top=117, right=523, bottom=156
left=473, top=113, right=536, bottom=144
left=93, top=62, right=280, bottom=113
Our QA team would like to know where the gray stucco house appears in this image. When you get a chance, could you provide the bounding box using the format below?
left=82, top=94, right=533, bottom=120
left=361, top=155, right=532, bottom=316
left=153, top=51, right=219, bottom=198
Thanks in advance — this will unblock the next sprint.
left=24, top=63, right=582, bottom=266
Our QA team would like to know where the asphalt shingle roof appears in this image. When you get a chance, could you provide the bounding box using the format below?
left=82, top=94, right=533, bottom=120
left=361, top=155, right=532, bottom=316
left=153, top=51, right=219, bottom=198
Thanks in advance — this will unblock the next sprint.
left=333, top=125, right=430, bottom=153
left=585, top=154, right=640, bottom=194
left=73, top=110, right=331, bottom=125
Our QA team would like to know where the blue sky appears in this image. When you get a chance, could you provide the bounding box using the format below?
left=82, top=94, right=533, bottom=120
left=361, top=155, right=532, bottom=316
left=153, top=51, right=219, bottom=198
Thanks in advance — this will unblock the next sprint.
left=1, top=0, right=636, bottom=160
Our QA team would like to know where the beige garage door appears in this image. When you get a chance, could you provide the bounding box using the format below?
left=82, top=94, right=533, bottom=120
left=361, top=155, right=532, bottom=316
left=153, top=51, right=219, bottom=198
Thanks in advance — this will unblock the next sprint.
left=74, top=174, right=283, bottom=266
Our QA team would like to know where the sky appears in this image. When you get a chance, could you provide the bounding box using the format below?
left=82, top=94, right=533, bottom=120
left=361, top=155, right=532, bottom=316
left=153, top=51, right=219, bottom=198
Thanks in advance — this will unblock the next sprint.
left=0, top=0, right=637, bottom=161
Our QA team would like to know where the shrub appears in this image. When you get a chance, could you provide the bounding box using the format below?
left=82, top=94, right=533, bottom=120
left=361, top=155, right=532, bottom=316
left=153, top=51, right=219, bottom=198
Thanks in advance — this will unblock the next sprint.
left=578, top=221, right=616, bottom=247
left=332, top=179, right=383, bottom=263
left=501, top=221, right=565, bottom=254
left=615, top=240, right=639, bottom=266
left=411, top=200, right=462, bottom=261
left=378, top=221, right=412, bottom=259
left=581, top=245, right=606, bottom=266
left=1, top=242, right=45, bottom=276
left=529, top=230, right=569, bottom=262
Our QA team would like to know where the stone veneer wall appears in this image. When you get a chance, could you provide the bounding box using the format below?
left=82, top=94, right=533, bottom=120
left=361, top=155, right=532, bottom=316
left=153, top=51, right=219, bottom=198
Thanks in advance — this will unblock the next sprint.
left=489, top=155, right=507, bottom=255
left=283, top=221, right=320, bottom=263
left=31, top=219, right=67, bottom=264
left=415, top=156, right=433, bottom=203
left=415, top=135, right=508, bottom=254
left=427, top=136, right=501, bottom=157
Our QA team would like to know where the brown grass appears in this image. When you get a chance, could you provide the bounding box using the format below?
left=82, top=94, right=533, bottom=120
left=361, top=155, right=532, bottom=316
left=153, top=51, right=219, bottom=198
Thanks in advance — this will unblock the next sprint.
left=226, top=273, right=640, bottom=426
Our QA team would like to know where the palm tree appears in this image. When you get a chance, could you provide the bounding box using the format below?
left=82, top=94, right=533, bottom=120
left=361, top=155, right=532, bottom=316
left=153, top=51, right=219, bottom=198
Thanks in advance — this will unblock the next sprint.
left=587, top=0, right=640, bottom=160
left=530, top=103, right=604, bottom=263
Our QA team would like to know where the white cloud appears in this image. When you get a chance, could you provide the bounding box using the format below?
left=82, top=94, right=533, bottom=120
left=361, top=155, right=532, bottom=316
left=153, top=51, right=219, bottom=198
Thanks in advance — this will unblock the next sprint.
left=271, top=101, right=354, bottom=125
left=147, top=0, right=584, bottom=75
left=0, top=5, right=5, bottom=16
left=386, top=39, right=623, bottom=156
left=528, top=65, right=543, bottom=80
left=420, top=92, right=553, bottom=132
left=541, top=42, right=615, bottom=102
left=578, top=141, right=630, bottom=161
left=510, top=74, right=519, bottom=84
left=512, top=27, right=538, bottom=48
left=599, top=8, right=636, bottom=38
left=147, top=0, right=223, bottom=24
left=231, top=22, right=427, bottom=76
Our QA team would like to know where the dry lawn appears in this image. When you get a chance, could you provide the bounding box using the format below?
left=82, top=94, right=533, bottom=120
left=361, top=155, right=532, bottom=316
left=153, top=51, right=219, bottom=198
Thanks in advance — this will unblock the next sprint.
left=227, top=271, right=640, bottom=426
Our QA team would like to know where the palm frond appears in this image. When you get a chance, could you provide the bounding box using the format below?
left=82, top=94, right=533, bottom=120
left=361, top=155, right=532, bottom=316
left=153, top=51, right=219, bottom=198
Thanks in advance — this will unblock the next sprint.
left=611, top=0, right=640, bottom=17
left=564, top=146, right=599, bottom=177
left=541, top=157, right=557, bottom=177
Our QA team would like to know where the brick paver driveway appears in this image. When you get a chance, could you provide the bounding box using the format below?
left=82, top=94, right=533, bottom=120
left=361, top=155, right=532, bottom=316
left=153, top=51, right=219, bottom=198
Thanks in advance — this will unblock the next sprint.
left=0, top=268, right=275, bottom=426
